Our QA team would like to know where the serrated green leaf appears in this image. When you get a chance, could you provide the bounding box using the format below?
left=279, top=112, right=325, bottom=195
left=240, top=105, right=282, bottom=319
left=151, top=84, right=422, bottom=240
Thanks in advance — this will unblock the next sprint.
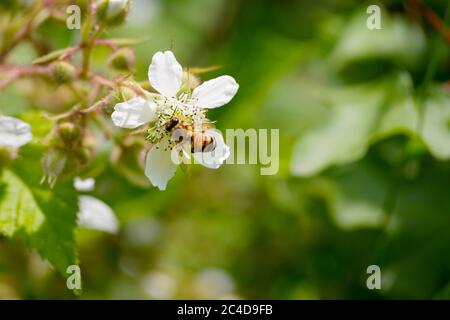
left=0, top=144, right=78, bottom=274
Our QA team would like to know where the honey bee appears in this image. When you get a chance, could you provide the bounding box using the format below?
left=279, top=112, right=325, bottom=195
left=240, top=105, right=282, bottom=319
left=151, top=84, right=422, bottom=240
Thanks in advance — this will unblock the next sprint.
left=165, top=118, right=215, bottom=153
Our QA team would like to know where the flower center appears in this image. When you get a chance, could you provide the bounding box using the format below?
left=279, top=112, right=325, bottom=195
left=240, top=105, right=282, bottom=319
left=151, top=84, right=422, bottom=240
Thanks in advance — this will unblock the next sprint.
left=146, top=94, right=209, bottom=148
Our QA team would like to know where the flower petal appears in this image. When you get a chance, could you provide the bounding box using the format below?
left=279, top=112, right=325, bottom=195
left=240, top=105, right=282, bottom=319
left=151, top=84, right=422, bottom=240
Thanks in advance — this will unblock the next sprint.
left=148, top=51, right=182, bottom=97
left=145, top=140, right=178, bottom=190
left=77, top=195, right=119, bottom=234
left=192, top=75, right=239, bottom=109
left=74, top=177, right=95, bottom=192
left=0, top=115, right=32, bottom=148
left=193, top=129, right=230, bottom=169
left=111, top=97, right=156, bottom=128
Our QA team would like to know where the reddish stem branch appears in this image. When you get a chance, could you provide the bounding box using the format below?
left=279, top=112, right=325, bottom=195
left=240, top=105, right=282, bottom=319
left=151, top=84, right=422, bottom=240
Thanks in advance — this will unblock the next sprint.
left=94, top=39, right=120, bottom=51
left=0, top=65, right=49, bottom=91
left=408, top=0, right=450, bottom=44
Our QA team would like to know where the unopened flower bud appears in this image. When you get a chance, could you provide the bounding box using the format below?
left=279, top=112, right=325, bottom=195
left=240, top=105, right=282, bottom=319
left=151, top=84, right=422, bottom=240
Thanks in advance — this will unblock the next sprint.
left=96, top=0, right=130, bottom=26
left=108, top=48, right=135, bottom=71
left=58, top=122, right=81, bottom=144
left=50, top=61, right=76, bottom=84
left=103, top=87, right=135, bottom=115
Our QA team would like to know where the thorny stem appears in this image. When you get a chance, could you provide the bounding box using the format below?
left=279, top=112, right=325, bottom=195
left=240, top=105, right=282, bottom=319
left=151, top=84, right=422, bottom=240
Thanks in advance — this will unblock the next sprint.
left=80, top=3, right=105, bottom=78
left=81, top=35, right=102, bottom=78
left=408, top=0, right=450, bottom=45
left=0, top=0, right=147, bottom=162
left=94, top=39, right=119, bottom=50
left=0, top=65, right=49, bottom=90
left=81, top=91, right=114, bottom=114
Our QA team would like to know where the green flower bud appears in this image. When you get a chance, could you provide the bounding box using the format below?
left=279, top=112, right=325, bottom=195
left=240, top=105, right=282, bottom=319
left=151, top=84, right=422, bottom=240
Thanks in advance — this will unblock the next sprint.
left=96, top=0, right=130, bottom=26
left=50, top=61, right=76, bottom=84
left=108, top=48, right=135, bottom=71
left=58, top=122, right=81, bottom=145
left=103, top=87, right=135, bottom=116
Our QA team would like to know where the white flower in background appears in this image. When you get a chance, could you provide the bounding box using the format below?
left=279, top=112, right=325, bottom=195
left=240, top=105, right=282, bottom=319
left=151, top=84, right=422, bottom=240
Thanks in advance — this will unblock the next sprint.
left=111, top=50, right=239, bottom=190
left=74, top=177, right=96, bottom=192
left=142, top=271, right=177, bottom=299
left=192, top=268, right=236, bottom=299
left=0, top=115, right=32, bottom=148
left=75, top=179, right=119, bottom=234
left=77, top=195, right=119, bottom=234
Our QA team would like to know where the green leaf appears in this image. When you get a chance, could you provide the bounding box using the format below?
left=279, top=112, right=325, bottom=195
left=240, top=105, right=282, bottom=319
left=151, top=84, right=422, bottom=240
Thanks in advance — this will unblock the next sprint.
left=330, top=7, right=425, bottom=72
left=421, top=88, right=450, bottom=160
left=434, top=283, right=450, bottom=300
left=32, top=48, right=72, bottom=65
left=326, top=162, right=390, bottom=230
left=380, top=166, right=450, bottom=298
left=291, top=74, right=418, bottom=176
left=0, top=145, right=78, bottom=274
left=372, top=73, right=419, bottom=141
left=19, top=110, right=54, bottom=140
left=290, top=81, right=386, bottom=176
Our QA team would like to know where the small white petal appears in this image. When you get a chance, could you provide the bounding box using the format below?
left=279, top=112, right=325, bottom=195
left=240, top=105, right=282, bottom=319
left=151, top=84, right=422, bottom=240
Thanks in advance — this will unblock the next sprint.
left=77, top=196, right=119, bottom=234
left=148, top=51, right=182, bottom=97
left=74, top=177, right=95, bottom=192
left=0, top=115, right=32, bottom=148
left=193, top=129, right=230, bottom=169
left=145, top=141, right=178, bottom=190
left=192, top=75, right=239, bottom=109
left=111, top=97, right=156, bottom=129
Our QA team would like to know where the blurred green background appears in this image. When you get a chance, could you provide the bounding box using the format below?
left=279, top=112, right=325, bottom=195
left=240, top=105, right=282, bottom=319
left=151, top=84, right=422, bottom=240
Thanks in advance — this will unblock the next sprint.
left=2, top=0, right=450, bottom=299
